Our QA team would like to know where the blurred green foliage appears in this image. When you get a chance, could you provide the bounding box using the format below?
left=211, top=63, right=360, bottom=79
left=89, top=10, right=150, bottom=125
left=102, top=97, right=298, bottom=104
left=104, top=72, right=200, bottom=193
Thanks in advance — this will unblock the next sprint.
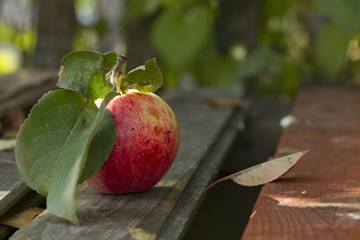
left=121, top=0, right=360, bottom=95
left=2, top=0, right=360, bottom=95
left=0, top=0, right=35, bottom=73
left=123, top=0, right=241, bottom=88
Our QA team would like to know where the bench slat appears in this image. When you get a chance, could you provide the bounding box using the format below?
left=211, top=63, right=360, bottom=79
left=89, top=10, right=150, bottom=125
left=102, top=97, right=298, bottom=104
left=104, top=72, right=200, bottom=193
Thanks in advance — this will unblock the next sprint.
left=242, top=88, right=360, bottom=239
left=0, top=151, right=30, bottom=217
left=9, top=88, right=243, bottom=240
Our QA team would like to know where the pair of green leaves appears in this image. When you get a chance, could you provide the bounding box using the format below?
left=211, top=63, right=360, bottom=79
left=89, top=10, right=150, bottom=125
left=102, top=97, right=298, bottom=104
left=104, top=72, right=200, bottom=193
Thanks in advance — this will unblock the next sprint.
left=15, top=51, right=163, bottom=224
left=58, top=51, right=163, bottom=98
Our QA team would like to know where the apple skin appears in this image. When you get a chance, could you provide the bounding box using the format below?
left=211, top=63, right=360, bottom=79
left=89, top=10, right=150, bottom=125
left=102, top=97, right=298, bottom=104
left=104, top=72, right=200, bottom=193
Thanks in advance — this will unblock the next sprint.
left=86, top=91, right=180, bottom=194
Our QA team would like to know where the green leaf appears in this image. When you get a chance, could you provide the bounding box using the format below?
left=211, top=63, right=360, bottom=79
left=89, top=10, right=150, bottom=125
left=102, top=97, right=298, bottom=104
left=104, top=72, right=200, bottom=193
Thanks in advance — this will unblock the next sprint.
left=262, top=0, right=294, bottom=19
left=57, top=51, right=117, bottom=100
left=78, top=91, right=118, bottom=183
left=279, top=64, right=300, bottom=96
left=232, top=46, right=287, bottom=81
left=120, top=58, right=163, bottom=94
left=314, top=0, right=360, bottom=36
left=195, top=54, right=241, bottom=86
left=150, top=6, right=213, bottom=70
left=314, top=23, right=350, bottom=80
left=15, top=89, right=116, bottom=223
left=122, top=0, right=160, bottom=23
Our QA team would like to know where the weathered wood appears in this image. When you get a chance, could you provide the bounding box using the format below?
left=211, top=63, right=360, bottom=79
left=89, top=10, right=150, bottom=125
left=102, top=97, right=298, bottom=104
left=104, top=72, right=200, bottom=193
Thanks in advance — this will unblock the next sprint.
left=0, top=225, right=14, bottom=240
left=242, top=87, right=360, bottom=239
left=0, top=150, right=45, bottom=240
left=0, top=151, right=19, bottom=240
left=158, top=104, right=246, bottom=240
left=0, top=190, right=45, bottom=240
left=9, top=88, right=244, bottom=240
left=0, top=151, right=30, bottom=217
left=0, top=69, right=58, bottom=119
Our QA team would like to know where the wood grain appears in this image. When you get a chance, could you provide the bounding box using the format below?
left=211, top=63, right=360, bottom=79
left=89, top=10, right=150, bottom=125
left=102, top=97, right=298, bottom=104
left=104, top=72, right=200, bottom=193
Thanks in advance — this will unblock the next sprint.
left=0, top=151, right=30, bottom=216
left=0, top=190, right=45, bottom=240
left=8, top=88, right=244, bottom=240
left=0, top=151, right=45, bottom=240
left=0, top=151, right=28, bottom=239
left=242, top=87, right=360, bottom=239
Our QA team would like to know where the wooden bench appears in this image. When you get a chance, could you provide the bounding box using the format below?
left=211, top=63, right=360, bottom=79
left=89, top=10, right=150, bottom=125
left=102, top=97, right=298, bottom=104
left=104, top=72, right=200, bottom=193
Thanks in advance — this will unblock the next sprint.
left=0, top=86, right=244, bottom=239
left=242, top=87, right=360, bottom=239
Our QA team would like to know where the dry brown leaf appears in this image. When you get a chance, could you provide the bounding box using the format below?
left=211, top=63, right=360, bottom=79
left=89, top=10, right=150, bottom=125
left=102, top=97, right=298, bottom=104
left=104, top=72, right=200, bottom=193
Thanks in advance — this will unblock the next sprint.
left=128, top=227, right=156, bottom=240
left=204, top=150, right=309, bottom=192
left=0, top=207, right=45, bottom=228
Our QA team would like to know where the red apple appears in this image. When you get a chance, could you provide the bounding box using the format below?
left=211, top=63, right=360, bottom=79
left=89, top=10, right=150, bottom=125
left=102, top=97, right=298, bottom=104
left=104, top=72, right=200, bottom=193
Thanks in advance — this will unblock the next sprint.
left=86, top=90, right=180, bottom=194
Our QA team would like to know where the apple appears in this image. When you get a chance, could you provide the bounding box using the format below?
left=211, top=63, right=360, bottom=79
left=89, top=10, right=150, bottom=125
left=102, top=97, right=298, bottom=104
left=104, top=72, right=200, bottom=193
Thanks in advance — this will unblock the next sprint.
left=86, top=90, right=180, bottom=194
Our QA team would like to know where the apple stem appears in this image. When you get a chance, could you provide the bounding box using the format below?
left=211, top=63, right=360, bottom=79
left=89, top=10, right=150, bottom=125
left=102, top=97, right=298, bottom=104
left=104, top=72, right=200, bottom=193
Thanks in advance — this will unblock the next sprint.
left=116, top=76, right=122, bottom=94
left=112, top=55, right=127, bottom=94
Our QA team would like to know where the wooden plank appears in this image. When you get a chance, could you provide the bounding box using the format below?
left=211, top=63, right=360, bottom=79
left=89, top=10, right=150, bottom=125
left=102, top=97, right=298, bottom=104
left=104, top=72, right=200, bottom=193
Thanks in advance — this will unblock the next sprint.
left=242, top=87, right=360, bottom=239
left=0, top=151, right=30, bottom=217
left=0, top=69, right=58, bottom=119
left=158, top=104, right=246, bottom=240
left=0, top=190, right=45, bottom=240
left=0, top=152, right=21, bottom=240
left=9, top=88, right=244, bottom=240
left=0, top=151, right=45, bottom=240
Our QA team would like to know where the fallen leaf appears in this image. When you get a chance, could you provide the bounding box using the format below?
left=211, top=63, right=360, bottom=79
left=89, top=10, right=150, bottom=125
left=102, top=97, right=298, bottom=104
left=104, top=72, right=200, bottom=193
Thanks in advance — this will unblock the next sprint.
left=204, top=150, right=309, bottom=192
left=0, top=139, right=17, bottom=151
left=0, top=207, right=45, bottom=228
left=128, top=227, right=156, bottom=240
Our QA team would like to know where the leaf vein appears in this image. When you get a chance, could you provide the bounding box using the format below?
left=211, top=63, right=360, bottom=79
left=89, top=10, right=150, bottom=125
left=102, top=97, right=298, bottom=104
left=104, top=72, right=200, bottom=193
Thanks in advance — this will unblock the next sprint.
left=44, top=99, right=91, bottom=191
left=38, top=103, right=84, bottom=119
left=28, top=129, right=71, bottom=147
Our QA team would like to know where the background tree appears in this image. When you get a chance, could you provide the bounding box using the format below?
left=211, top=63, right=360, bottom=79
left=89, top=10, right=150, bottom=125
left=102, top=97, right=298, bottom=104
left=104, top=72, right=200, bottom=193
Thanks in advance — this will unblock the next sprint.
left=33, top=0, right=75, bottom=69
